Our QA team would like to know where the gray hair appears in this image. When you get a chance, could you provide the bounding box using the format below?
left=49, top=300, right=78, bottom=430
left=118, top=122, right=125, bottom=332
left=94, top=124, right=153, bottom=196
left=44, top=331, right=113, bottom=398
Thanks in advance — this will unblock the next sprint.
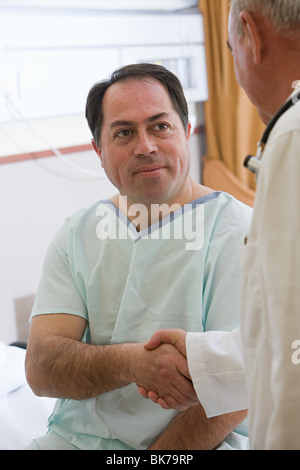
left=230, top=0, right=300, bottom=36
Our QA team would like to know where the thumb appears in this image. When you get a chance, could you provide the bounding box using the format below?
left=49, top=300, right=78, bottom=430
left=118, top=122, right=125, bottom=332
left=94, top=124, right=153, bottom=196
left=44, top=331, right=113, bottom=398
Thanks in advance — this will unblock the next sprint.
left=143, top=330, right=164, bottom=350
left=144, top=329, right=186, bottom=353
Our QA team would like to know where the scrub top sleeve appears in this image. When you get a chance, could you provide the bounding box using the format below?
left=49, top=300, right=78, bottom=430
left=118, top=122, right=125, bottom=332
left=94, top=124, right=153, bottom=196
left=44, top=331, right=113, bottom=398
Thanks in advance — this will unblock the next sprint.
left=31, top=219, right=88, bottom=321
left=186, top=329, right=248, bottom=417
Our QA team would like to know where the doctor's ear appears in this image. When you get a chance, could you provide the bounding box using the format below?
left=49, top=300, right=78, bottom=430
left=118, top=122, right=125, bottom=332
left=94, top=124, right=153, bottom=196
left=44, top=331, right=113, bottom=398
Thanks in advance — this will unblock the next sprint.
left=91, top=139, right=103, bottom=166
left=239, top=11, right=262, bottom=64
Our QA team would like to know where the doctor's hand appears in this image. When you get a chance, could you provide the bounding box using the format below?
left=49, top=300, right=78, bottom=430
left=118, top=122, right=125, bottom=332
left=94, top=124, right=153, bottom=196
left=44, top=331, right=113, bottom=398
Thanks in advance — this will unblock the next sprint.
left=138, top=329, right=198, bottom=411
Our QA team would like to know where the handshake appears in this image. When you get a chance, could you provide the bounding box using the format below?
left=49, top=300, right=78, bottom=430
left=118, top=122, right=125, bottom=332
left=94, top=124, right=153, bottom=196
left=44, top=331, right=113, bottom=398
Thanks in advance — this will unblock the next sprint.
left=137, top=329, right=199, bottom=411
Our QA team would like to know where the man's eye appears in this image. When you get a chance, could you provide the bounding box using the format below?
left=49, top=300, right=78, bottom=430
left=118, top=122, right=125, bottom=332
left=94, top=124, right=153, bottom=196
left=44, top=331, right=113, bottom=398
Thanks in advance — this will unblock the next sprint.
left=154, top=123, right=169, bottom=131
left=116, top=129, right=131, bottom=138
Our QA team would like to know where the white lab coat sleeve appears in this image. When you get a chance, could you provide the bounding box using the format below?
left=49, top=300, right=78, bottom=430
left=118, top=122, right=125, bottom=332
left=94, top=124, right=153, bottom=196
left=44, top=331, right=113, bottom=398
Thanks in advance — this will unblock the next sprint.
left=186, top=328, right=248, bottom=418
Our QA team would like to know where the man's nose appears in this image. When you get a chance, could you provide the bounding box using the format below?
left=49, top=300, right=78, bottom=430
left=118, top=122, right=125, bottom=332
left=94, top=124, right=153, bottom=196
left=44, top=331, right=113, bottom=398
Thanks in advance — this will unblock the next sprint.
left=133, top=131, right=158, bottom=157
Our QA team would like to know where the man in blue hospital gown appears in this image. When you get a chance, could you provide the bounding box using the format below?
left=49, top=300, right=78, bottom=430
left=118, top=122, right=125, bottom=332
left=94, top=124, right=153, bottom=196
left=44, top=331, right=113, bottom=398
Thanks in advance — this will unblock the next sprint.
left=25, top=63, right=250, bottom=450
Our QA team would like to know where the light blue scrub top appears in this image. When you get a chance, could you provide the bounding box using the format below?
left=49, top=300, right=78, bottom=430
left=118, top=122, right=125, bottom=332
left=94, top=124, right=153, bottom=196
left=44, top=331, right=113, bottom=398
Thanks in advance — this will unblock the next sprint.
left=31, top=192, right=252, bottom=450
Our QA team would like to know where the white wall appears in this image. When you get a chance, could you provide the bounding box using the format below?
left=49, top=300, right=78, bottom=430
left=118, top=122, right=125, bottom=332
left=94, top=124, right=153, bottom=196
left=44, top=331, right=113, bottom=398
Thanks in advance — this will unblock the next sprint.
left=0, top=150, right=116, bottom=343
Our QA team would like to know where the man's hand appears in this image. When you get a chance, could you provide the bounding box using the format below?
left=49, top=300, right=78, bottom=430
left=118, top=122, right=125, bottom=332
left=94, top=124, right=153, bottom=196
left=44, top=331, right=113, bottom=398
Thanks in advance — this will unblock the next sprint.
left=133, top=339, right=197, bottom=410
left=143, top=328, right=187, bottom=356
left=137, top=329, right=198, bottom=411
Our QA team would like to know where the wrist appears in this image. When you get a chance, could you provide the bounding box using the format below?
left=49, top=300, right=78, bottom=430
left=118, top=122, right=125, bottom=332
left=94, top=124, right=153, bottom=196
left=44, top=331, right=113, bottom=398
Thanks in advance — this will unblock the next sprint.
left=116, top=342, right=145, bottom=385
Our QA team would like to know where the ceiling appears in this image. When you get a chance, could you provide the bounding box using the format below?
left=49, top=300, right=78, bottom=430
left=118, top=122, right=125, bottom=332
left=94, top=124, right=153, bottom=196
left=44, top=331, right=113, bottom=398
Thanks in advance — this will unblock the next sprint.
left=0, top=0, right=199, bottom=13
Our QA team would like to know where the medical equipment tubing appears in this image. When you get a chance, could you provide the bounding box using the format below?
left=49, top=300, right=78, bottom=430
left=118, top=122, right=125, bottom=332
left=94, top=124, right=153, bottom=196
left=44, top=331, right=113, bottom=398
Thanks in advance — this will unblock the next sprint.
left=244, top=84, right=300, bottom=177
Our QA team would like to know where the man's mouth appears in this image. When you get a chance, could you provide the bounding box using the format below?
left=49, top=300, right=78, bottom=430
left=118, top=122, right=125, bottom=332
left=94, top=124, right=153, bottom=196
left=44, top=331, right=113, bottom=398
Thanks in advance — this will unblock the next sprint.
left=134, top=164, right=166, bottom=176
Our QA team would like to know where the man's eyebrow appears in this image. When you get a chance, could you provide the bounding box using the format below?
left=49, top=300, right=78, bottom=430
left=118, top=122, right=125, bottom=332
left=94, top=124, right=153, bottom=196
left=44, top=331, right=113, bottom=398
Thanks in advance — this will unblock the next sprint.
left=109, top=112, right=170, bottom=129
left=109, top=120, right=134, bottom=129
left=147, top=112, right=170, bottom=123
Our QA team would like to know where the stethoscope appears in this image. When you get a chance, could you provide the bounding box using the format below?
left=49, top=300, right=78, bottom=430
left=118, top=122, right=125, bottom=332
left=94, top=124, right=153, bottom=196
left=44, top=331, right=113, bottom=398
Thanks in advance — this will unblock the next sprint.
left=244, top=82, right=300, bottom=177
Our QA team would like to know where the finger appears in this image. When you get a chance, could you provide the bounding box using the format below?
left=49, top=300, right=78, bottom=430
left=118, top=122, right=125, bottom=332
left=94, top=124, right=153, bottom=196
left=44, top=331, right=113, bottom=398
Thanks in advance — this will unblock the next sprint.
left=155, top=397, right=171, bottom=410
left=137, top=386, right=150, bottom=399
left=154, top=376, right=197, bottom=407
left=141, top=381, right=199, bottom=410
left=147, top=389, right=197, bottom=411
left=148, top=390, right=160, bottom=403
left=157, top=395, right=189, bottom=412
left=144, top=329, right=186, bottom=351
left=147, top=392, right=172, bottom=410
left=138, top=388, right=170, bottom=410
left=160, top=392, right=199, bottom=410
left=165, top=373, right=198, bottom=404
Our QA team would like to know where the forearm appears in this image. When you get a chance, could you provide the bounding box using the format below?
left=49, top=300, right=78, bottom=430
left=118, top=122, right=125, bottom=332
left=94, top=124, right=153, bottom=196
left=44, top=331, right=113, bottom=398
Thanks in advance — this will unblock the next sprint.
left=26, top=329, right=195, bottom=403
left=26, top=335, right=140, bottom=400
left=148, top=404, right=248, bottom=450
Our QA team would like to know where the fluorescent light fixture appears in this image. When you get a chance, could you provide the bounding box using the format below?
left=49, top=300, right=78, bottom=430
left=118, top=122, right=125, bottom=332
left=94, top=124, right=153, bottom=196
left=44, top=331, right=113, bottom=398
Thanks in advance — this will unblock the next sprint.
left=0, top=0, right=199, bottom=12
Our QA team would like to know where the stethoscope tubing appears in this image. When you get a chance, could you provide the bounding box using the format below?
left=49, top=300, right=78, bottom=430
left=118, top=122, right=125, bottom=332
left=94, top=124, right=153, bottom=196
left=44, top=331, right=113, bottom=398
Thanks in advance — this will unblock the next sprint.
left=244, top=89, right=300, bottom=176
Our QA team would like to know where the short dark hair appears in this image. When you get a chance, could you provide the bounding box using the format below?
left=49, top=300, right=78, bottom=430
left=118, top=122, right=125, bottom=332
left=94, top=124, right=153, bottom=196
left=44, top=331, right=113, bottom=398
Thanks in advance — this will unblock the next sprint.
left=85, top=63, right=189, bottom=148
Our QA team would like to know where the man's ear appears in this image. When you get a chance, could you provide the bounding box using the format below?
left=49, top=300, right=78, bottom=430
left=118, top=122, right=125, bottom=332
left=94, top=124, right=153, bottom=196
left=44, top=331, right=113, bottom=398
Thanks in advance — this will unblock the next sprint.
left=239, top=11, right=262, bottom=64
left=91, top=139, right=103, bottom=166
left=186, top=122, right=192, bottom=141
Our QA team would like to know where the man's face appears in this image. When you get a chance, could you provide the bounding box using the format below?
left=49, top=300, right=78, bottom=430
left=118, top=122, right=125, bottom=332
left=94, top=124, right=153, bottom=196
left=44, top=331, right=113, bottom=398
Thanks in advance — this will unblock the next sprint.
left=94, top=78, right=192, bottom=207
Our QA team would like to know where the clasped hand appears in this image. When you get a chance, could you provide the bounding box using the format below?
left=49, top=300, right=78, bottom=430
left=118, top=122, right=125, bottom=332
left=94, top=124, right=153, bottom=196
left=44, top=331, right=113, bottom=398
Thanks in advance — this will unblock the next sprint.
left=137, top=329, right=198, bottom=411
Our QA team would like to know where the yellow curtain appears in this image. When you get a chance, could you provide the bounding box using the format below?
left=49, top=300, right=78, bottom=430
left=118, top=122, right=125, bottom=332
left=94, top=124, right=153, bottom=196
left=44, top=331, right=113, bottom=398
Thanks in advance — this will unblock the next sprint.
left=199, top=0, right=265, bottom=207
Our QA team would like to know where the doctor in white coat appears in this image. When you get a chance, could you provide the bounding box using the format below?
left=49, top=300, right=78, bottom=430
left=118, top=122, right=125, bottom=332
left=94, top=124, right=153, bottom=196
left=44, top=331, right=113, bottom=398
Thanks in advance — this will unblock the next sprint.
left=140, top=0, right=300, bottom=450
